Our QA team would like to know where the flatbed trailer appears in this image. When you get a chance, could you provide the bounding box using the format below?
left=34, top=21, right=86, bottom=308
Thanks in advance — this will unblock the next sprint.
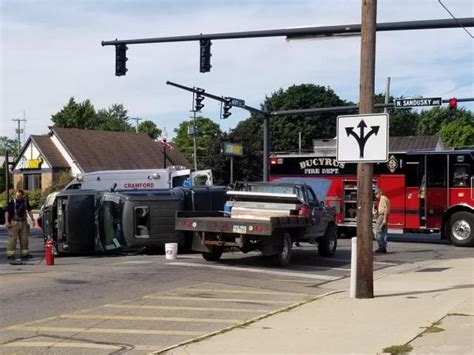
left=175, top=181, right=337, bottom=266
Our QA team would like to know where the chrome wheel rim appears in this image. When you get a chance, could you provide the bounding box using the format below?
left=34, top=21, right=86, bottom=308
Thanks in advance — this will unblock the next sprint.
left=452, top=220, right=471, bottom=241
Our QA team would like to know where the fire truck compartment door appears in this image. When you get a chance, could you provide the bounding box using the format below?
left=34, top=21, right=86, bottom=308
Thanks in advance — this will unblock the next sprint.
left=378, top=175, right=405, bottom=232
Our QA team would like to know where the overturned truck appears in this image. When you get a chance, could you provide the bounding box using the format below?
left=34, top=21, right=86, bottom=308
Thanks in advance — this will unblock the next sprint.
left=41, top=186, right=226, bottom=254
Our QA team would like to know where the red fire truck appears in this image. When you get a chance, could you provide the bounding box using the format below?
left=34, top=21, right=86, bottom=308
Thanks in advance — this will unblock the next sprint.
left=269, top=149, right=473, bottom=247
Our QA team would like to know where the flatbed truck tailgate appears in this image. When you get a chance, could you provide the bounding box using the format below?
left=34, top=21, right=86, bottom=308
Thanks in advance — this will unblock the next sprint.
left=175, top=211, right=312, bottom=236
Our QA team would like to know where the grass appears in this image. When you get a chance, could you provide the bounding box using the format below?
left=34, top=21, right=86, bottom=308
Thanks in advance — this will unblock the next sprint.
left=382, top=344, right=413, bottom=354
left=420, top=320, right=444, bottom=335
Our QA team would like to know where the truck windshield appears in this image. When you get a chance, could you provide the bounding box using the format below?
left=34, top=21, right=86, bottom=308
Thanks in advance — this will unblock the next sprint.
left=99, top=199, right=126, bottom=250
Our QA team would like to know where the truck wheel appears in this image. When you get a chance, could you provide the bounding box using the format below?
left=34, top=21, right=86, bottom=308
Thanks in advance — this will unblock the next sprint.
left=202, top=247, right=223, bottom=261
left=272, top=232, right=292, bottom=267
left=318, top=225, right=337, bottom=257
left=448, top=211, right=474, bottom=247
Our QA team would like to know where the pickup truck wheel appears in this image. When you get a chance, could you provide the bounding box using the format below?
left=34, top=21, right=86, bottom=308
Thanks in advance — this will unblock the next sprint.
left=318, top=225, right=337, bottom=257
left=202, top=247, right=223, bottom=262
left=272, top=232, right=292, bottom=267
left=448, top=211, right=474, bottom=247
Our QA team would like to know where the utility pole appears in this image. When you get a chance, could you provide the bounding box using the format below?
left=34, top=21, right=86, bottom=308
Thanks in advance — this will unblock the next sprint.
left=131, top=117, right=142, bottom=133
left=384, top=77, right=391, bottom=113
left=356, top=0, right=377, bottom=299
left=12, top=118, right=27, bottom=154
left=5, top=150, right=10, bottom=203
left=191, top=91, right=198, bottom=171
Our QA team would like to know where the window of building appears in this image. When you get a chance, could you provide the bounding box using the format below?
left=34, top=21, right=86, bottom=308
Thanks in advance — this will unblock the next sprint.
left=23, top=174, right=42, bottom=190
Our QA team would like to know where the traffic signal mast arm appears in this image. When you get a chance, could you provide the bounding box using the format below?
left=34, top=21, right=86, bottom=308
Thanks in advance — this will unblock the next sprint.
left=102, top=18, right=474, bottom=46
left=166, top=81, right=268, bottom=116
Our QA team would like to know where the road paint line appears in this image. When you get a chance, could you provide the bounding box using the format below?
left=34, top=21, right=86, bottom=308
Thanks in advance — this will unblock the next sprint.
left=150, top=289, right=342, bottom=354
left=104, top=304, right=271, bottom=313
left=274, top=279, right=317, bottom=283
left=179, top=287, right=308, bottom=296
left=328, top=257, right=397, bottom=266
left=60, top=314, right=238, bottom=323
left=169, top=261, right=341, bottom=281
left=0, top=341, right=160, bottom=351
left=144, top=295, right=294, bottom=304
left=6, top=325, right=202, bottom=336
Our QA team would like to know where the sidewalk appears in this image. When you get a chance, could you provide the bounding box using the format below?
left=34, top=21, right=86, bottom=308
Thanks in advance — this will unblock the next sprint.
left=163, top=257, right=473, bottom=354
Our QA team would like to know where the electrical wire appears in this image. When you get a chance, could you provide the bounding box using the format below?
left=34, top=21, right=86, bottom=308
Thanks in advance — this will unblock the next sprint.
left=438, top=0, right=474, bottom=38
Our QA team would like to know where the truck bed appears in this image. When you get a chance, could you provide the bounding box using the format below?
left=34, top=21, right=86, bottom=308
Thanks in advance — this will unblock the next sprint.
left=175, top=211, right=312, bottom=236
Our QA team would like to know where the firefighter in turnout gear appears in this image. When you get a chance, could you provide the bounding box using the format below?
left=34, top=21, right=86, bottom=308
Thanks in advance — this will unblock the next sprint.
left=4, top=190, right=35, bottom=260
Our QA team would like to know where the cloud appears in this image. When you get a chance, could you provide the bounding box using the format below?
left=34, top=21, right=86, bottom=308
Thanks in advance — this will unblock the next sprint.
left=1, top=0, right=473, bottom=140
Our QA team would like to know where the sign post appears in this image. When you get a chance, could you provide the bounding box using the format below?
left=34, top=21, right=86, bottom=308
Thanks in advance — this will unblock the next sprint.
left=223, top=143, right=243, bottom=184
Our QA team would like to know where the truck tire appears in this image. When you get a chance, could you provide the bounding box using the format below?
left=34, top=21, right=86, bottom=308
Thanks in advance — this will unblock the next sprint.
left=448, top=211, right=474, bottom=247
left=318, top=225, right=337, bottom=257
left=202, top=247, right=223, bottom=261
left=271, top=232, right=292, bottom=267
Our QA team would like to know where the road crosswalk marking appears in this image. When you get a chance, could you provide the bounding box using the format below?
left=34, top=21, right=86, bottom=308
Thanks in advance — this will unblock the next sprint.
left=59, top=314, right=239, bottom=323
left=6, top=325, right=203, bottom=336
left=1, top=341, right=161, bottom=351
left=104, top=304, right=271, bottom=313
left=143, top=295, right=295, bottom=304
left=176, top=287, right=307, bottom=296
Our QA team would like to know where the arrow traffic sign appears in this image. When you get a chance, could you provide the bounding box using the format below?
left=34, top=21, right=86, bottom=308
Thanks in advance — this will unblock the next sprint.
left=336, top=113, right=389, bottom=163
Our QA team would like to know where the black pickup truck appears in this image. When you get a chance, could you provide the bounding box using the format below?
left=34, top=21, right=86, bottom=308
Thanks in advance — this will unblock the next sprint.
left=175, top=179, right=337, bottom=266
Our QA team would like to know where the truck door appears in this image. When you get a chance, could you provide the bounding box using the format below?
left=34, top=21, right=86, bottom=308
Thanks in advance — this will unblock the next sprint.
left=191, top=170, right=213, bottom=186
left=305, top=187, right=326, bottom=237
left=425, top=154, right=448, bottom=229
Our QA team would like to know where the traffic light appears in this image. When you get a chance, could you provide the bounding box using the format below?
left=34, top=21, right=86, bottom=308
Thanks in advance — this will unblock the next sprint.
left=222, top=97, right=232, bottom=119
left=200, top=39, right=212, bottom=73
left=115, top=44, right=128, bottom=76
left=195, top=88, right=205, bottom=112
left=448, top=97, right=457, bottom=119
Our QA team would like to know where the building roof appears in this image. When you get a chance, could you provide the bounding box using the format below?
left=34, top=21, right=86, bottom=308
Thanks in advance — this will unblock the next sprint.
left=31, top=135, right=69, bottom=168
left=53, top=128, right=191, bottom=172
left=312, top=135, right=443, bottom=156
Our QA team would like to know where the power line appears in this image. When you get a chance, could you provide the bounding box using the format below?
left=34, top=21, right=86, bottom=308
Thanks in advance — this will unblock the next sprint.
left=438, top=0, right=474, bottom=38
left=440, top=81, right=474, bottom=95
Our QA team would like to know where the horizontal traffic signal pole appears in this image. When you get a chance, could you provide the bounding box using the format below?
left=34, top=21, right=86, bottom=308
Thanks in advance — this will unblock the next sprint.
left=102, top=18, right=474, bottom=46
left=166, top=81, right=268, bottom=116
left=271, top=97, right=474, bottom=116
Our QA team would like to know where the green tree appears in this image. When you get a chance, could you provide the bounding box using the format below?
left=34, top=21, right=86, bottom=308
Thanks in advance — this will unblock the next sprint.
left=439, top=110, right=474, bottom=148
left=51, top=98, right=134, bottom=132
left=0, top=137, right=19, bottom=155
left=173, top=117, right=221, bottom=169
left=138, top=120, right=162, bottom=140
left=96, top=104, right=133, bottom=131
left=51, top=97, right=97, bottom=129
left=417, top=107, right=449, bottom=136
left=228, top=84, right=348, bottom=181
left=374, top=94, right=419, bottom=136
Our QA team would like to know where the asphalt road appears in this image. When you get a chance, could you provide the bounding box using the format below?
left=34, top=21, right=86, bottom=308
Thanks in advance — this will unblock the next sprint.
left=0, top=227, right=472, bottom=354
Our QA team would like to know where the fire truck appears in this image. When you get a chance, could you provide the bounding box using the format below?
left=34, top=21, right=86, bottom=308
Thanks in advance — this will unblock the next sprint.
left=270, top=148, right=473, bottom=247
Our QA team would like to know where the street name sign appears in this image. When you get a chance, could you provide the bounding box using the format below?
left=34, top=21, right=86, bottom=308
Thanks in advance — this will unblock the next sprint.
left=336, top=113, right=389, bottom=163
left=394, top=97, right=442, bottom=108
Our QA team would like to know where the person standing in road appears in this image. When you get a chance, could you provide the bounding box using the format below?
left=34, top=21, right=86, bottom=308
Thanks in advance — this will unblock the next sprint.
left=374, top=188, right=390, bottom=254
left=4, top=190, right=35, bottom=260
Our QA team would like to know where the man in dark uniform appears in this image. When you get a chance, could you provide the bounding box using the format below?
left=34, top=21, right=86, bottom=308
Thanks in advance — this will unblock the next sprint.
left=4, top=189, right=35, bottom=260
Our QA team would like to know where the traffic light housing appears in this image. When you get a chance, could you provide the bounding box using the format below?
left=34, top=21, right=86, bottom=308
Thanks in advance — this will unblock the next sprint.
left=200, top=39, right=212, bottom=73
left=195, top=88, right=205, bottom=112
left=448, top=97, right=457, bottom=119
left=115, top=44, right=128, bottom=76
left=222, top=97, right=232, bottom=119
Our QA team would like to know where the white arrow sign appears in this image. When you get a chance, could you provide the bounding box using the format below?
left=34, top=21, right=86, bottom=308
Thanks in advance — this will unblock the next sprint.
left=336, top=113, right=389, bottom=163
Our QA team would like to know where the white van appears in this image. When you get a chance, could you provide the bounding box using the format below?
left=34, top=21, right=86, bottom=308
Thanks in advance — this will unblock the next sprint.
left=65, top=168, right=213, bottom=191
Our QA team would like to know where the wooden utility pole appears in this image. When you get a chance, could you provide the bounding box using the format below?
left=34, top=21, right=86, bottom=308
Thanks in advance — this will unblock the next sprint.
left=356, top=0, right=377, bottom=298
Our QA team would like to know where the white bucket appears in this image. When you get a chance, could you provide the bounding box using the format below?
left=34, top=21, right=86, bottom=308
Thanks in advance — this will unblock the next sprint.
left=165, top=243, right=178, bottom=260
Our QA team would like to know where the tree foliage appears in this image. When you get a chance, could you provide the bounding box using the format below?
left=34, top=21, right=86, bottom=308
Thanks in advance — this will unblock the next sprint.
left=50, top=97, right=141, bottom=133
left=173, top=117, right=221, bottom=169
left=0, top=137, right=19, bottom=155
left=439, top=110, right=474, bottom=148
left=138, top=120, right=162, bottom=140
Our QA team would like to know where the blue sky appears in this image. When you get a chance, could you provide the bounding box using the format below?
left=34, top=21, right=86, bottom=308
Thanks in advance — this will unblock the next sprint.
left=1, top=0, right=473, bottom=143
